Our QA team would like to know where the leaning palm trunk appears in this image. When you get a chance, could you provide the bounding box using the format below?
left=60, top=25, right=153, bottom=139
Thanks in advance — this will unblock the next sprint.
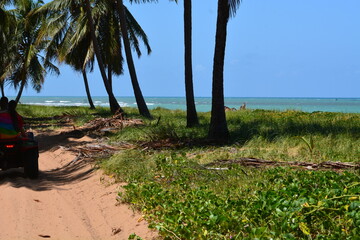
left=84, top=0, right=122, bottom=114
left=208, top=0, right=230, bottom=141
left=115, top=0, right=152, bottom=119
left=108, top=66, right=113, bottom=90
left=0, top=82, right=5, bottom=97
left=82, top=70, right=95, bottom=109
left=184, top=0, right=198, bottom=127
left=15, top=80, right=26, bottom=103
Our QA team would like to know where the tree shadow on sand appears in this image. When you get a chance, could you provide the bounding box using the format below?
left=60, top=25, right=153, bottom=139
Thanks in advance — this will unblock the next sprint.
left=0, top=128, right=98, bottom=191
left=35, top=129, right=86, bottom=153
left=0, top=158, right=96, bottom=191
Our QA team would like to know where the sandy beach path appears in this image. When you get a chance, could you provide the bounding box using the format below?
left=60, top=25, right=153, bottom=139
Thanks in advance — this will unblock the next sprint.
left=0, top=128, right=157, bottom=240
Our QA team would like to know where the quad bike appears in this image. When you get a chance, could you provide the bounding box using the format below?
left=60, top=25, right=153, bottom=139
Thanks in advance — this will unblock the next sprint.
left=0, top=135, right=39, bottom=179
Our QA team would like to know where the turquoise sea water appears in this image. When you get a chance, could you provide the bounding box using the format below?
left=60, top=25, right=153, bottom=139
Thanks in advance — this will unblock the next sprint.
left=16, top=96, right=360, bottom=113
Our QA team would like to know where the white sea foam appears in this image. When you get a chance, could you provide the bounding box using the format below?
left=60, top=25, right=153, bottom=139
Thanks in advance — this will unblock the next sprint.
left=74, top=103, right=85, bottom=106
left=27, top=102, right=90, bottom=107
left=118, top=102, right=129, bottom=107
left=130, top=102, right=155, bottom=106
left=18, top=97, right=360, bottom=113
left=26, top=103, right=42, bottom=106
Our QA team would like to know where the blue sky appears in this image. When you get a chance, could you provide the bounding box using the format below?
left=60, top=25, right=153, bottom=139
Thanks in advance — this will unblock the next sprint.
left=9, top=0, right=360, bottom=98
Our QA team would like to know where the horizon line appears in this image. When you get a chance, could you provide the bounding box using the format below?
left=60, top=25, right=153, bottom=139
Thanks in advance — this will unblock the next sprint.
left=16, top=95, right=360, bottom=99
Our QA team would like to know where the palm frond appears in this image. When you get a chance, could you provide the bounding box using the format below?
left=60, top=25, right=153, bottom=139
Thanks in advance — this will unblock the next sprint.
left=35, top=0, right=72, bottom=13
left=124, top=5, right=151, bottom=55
left=82, top=43, right=95, bottom=72
left=43, top=57, right=60, bottom=76
left=129, top=0, right=158, bottom=3
left=28, top=57, right=45, bottom=92
left=228, top=0, right=241, bottom=18
left=127, top=26, right=141, bottom=57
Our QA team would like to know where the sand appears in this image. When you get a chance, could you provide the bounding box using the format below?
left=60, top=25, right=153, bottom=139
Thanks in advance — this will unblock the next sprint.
left=0, top=128, right=158, bottom=240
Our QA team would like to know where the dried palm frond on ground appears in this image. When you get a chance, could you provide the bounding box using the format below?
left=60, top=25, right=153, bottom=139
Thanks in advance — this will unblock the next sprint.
left=63, top=141, right=138, bottom=165
left=80, top=113, right=144, bottom=133
left=204, top=157, right=360, bottom=170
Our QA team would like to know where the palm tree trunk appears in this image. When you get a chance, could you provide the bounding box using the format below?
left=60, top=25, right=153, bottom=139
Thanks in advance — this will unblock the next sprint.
left=0, top=82, right=5, bottom=97
left=84, top=0, right=122, bottom=114
left=108, top=65, right=113, bottom=90
left=82, top=69, right=95, bottom=109
left=115, top=0, right=152, bottom=119
left=208, top=0, right=230, bottom=141
left=15, top=80, right=26, bottom=103
left=184, top=0, right=198, bottom=127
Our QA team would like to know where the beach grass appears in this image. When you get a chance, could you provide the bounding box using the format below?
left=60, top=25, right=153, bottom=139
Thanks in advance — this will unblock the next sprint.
left=17, top=104, right=112, bottom=127
left=18, top=105, right=360, bottom=239
left=108, top=108, right=359, bottom=163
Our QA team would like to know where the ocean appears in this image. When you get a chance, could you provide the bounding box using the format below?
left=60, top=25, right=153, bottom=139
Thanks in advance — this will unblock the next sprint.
left=16, top=96, right=360, bottom=113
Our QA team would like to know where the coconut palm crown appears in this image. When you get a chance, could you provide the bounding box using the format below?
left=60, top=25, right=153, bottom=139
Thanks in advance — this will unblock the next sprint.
left=3, top=0, right=59, bottom=102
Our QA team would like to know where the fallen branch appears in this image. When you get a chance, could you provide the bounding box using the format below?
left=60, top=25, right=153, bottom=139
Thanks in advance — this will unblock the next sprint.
left=204, top=158, right=360, bottom=170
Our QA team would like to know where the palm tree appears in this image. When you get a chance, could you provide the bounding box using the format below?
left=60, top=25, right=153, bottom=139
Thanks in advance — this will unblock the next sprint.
left=183, top=0, right=198, bottom=127
left=84, top=0, right=122, bottom=113
left=7, top=0, right=60, bottom=103
left=167, top=0, right=198, bottom=127
left=39, top=0, right=152, bottom=114
left=64, top=34, right=96, bottom=109
left=0, top=2, right=11, bottom=49
left=115, top=0, right=152, bottom=118
left=208, top=0, right=241, bottom=141
left=0, top=1, right=16, bottom=97
left=38, top=0, right=112, bottom=110
left=97, top=1, right=124, bottom=90
left=42, top=3, right=99, bottom=110
left=40, top=0, right=122, bottom=113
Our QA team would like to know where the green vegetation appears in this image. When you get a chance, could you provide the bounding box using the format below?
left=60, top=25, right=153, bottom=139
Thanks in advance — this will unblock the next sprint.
left=17, top=104, right=111, bottom=127
left=106, top=108, right=359, bottom=163
left=121, top=166, right=359, bottom=239
left=18, top=104, right=99, bottom=118
left=16, top=105, right=360, bottom=239
left=97, top=107, right=360, bottom=239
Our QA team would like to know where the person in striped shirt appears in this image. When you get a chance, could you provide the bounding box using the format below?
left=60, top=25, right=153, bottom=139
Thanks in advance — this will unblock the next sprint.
left=0, top=100, right=26, bottom=139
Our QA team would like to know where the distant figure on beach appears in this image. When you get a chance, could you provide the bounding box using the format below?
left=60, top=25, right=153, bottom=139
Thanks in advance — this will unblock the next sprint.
left=240, top=102, right=246, bottom=110
left=0, top=97, right=8, bottom=112
left=224, top=106, right=231, bottom=111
